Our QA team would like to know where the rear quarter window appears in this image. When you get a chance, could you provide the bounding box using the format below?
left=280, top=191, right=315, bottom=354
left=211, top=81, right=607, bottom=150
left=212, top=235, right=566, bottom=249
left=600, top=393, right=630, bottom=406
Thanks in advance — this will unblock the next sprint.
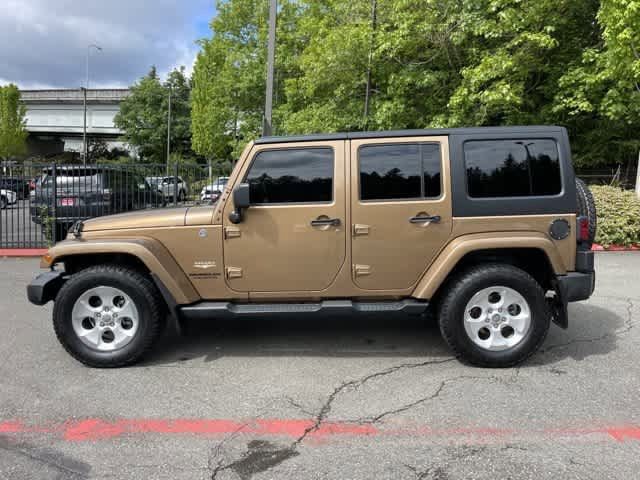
left=464, top=139, right=561, bottom=198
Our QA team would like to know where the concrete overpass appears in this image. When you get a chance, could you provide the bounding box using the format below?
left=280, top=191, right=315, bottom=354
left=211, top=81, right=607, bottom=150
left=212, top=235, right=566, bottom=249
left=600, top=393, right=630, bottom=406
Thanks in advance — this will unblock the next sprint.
left=21, top=89, right=130, bottom=157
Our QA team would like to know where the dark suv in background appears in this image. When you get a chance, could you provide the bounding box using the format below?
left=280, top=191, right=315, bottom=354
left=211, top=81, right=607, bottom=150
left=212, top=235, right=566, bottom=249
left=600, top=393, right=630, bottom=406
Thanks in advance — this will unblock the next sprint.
left=0, top=177, right=30, bottom=200
left=30, top=166, right=164, bottom=235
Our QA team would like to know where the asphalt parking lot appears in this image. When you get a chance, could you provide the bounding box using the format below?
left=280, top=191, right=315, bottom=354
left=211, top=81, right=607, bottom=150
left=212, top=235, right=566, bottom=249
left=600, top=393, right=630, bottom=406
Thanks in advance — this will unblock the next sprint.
left=0, top=253, right=639, bottom=479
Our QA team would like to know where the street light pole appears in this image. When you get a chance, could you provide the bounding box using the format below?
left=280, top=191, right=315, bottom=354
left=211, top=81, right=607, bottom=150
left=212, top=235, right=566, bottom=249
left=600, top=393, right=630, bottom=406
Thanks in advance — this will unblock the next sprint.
left=263, top=0, right=277, bottom=137
left=83, top=44, right=102, bottom=164
left=166, top=88, right=172, bottom=176
left=516, top=141, right=535, bottom=195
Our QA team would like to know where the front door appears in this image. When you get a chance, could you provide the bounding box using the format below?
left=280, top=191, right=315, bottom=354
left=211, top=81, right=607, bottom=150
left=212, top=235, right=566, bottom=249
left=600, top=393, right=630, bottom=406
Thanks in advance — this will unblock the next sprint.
left=350, top=136, right=452, bottom=291
left=223, top=141, right=347, bottom=293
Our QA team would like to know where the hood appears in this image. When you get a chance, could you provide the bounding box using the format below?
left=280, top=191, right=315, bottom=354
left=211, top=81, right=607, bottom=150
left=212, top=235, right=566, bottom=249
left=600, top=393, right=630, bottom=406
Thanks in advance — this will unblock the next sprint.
left=82, top=207, right=188, bottom=232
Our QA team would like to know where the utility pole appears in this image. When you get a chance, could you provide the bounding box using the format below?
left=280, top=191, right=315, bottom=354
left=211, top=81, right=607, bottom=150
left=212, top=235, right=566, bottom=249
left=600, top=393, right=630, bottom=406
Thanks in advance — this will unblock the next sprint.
left=363, top=0, right=377, bottom=128
left=263, top=0, right=277, bottom=137
left=82, top=86, right=87, bottom=163
left=166, top=88, right=172, bottom=176
left=83, top=44, right=102, bottom=165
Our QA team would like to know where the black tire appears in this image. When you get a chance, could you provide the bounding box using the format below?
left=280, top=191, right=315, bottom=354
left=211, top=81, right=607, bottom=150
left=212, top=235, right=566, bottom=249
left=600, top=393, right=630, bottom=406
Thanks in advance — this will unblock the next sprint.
left=53, top=265, right=165, bottom=367
left=575, top=178, right=597, bottom=246
left=178, top=189, right=186, bottom=202
left=438, top=264, right=550, bottom=368
left=0, top=196, right=6, bottom=210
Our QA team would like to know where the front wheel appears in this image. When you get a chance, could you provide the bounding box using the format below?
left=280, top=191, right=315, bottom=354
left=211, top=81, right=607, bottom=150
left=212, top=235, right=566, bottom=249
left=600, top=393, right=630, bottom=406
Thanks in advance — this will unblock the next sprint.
left=53, top=265, right=165, bottom=367
left=0, top=196, right=7, bottom=210
left=438, top=264, right=550, bottom=367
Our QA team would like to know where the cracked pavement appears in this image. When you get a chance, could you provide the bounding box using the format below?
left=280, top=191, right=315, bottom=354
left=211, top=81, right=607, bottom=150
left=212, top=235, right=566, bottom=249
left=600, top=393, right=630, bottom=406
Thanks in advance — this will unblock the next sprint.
left=1, top=253, right=640, bottom=479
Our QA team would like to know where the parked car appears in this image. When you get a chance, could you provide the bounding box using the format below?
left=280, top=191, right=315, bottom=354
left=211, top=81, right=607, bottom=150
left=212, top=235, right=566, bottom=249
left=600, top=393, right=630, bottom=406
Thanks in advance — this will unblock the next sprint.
left=28, top=126, right=596, bottom=368
left=145, top=176, right=188, bottom=201
left=0, top=177, right=30, bottom=200
left=0, top=189, right=17, bottom=209
left=200, top=176, right=229, bottom=203
left=30, top=167, right=164, bottom=234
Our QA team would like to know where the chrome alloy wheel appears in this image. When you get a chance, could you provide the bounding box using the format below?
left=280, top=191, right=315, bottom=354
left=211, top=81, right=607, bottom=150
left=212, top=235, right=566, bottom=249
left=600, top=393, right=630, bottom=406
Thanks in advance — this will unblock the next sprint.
left=71, top=286, right=139, bottom=351
left=463, top=286, right=531, bottom=351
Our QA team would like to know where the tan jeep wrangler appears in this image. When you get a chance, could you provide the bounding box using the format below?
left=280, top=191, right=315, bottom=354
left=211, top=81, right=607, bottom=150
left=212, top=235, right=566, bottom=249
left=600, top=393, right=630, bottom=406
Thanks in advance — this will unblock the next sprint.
left=27, top=127, right=596, bottom=368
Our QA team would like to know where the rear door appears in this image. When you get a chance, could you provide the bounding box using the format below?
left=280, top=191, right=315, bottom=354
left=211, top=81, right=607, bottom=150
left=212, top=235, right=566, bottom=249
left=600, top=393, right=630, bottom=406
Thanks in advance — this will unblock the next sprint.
left=350, top=136, right=452, bottom=290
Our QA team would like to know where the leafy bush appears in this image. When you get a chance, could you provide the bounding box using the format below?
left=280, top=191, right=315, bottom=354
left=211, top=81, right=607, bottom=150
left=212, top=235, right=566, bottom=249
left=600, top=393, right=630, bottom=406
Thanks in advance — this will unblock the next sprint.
left=591, top=186, right=640, bottom=247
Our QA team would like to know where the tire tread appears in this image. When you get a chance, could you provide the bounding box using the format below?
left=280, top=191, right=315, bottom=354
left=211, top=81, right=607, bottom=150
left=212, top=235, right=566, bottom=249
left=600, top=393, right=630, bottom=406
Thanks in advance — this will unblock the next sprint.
left=575, top=178, right=597, bottom=246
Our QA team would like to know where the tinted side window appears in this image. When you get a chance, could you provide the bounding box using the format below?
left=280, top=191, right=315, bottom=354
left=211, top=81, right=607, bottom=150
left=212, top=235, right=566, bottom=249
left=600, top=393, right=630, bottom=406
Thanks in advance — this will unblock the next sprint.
left=246, top=148, right=334, bottom=204
left=359, top=143, right=441, bottom=201
left=465, top=139, right=561, bottom=198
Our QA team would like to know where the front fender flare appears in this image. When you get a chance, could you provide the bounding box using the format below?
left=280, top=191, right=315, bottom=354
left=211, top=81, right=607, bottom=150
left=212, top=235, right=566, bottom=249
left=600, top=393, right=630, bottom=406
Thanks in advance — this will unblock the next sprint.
left=412, top=232, right=567, bottom=300
left=43, top=237, right=199, bottom=305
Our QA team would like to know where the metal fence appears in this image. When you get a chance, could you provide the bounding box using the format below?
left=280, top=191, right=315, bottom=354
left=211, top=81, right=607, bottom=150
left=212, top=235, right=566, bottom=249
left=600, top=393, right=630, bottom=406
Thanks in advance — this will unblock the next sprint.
left=0, top=162, right=222, bottom=249
left=576, top=164, right=638, bottom=189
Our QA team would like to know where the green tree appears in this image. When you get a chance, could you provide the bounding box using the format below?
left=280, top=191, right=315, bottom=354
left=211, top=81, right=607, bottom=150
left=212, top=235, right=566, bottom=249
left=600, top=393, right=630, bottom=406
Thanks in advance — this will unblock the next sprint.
left=192, top=0, right=305, bottom=160
left=115, top=66, right=193, bottom=163
left=0, top=84, right=28, bottom=162
left=192, top=0, right=268, bottom=161
left=193, top=0, right=636, bottom=170
left=555, top=0, right=640, bottom=167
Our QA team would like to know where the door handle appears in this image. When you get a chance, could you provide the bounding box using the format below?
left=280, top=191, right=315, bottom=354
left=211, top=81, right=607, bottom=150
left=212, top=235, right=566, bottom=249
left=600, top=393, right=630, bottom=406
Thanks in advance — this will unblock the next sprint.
left=311, top=217, right=341, bottom=227
left=409, top=215, right=441, bottom=224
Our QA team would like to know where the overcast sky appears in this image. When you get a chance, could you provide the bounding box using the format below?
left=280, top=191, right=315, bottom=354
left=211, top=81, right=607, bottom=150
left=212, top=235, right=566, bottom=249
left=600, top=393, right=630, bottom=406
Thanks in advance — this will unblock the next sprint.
left=0, top=0, right=214, bottom=89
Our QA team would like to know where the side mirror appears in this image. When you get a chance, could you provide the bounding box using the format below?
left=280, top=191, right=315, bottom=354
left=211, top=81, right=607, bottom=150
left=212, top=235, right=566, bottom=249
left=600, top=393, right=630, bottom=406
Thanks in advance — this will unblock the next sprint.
left=229, top=183, right=250, bottom=224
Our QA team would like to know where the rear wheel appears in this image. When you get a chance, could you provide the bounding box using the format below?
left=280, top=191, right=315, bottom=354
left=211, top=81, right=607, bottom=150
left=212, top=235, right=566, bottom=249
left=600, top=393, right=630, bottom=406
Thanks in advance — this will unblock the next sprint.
left=53, top=265, right=164, bottom=367
left=0, top=196, right=7, bottom=210
left=438, top=264, right=550, bottom=367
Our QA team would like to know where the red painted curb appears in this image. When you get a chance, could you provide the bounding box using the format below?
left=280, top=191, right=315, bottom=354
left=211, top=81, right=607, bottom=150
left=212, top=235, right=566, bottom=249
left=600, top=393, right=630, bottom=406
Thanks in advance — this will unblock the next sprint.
left=592, top=243, right=640, bottom=252
left=0, top=248, right=47, bottom=257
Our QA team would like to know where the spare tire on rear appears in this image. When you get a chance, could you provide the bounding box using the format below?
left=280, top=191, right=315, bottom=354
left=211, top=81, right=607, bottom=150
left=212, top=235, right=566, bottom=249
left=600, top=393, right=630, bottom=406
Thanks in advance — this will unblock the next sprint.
left=575, top=178, right=597, bottom=247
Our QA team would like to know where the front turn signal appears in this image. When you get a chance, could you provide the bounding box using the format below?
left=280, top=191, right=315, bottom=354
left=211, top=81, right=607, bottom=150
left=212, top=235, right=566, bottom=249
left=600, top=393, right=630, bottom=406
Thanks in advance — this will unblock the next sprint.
left=41, top=253, right=54, bottom=268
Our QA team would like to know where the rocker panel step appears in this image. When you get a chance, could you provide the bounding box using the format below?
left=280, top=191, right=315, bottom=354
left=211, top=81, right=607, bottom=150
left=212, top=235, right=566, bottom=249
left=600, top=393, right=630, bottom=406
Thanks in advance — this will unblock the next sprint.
left=179, top=299, right=428, bottom=320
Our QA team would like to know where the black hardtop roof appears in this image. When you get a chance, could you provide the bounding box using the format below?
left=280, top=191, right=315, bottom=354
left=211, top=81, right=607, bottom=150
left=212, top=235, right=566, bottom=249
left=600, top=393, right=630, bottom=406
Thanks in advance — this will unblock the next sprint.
left=255, top=126, right=566, bottom=145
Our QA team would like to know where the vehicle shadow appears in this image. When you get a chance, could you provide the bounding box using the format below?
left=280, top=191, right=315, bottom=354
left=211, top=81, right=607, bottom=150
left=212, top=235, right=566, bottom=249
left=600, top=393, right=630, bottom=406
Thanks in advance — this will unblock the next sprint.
left=145, top=313, right=450, bottom=365
left=144, top=301, right=627, bottom=367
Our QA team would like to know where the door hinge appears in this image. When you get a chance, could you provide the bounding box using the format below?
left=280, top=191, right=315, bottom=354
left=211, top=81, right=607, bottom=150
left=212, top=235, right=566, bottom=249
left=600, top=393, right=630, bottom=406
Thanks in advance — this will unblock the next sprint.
left=225, top=266, right=243, bottom=279
left=353, top=224, right=370, bottom=236
left=224, top=226, right=241, bottom=239
left=353, top=264, right=371, bottom=276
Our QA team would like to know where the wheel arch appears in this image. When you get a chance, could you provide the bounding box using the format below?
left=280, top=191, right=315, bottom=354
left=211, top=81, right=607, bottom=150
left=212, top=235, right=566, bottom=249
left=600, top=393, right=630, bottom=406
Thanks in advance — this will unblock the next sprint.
left=44, top=238, right=200, bottom=306
left=413, top=232, right=566, bottom=301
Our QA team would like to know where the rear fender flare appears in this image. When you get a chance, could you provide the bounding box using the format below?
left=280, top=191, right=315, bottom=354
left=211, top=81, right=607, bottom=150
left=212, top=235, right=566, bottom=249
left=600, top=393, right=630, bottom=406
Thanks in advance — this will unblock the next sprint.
left=412, top=232, right=566, bottom=300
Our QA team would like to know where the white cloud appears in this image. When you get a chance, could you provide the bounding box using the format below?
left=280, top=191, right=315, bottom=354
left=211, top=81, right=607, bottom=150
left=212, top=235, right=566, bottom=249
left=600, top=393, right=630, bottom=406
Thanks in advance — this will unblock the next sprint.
left=0, top=0, right=212, bottom=88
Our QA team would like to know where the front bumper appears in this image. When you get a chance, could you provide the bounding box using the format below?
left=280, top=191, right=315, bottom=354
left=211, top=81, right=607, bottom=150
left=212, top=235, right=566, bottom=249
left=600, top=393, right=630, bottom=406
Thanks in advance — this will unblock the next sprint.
left=27, top=271, right=65, bottom=306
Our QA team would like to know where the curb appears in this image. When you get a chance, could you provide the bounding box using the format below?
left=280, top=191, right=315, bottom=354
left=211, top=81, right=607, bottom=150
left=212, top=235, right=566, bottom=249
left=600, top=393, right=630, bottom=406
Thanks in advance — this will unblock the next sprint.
left=0, top=249, right=48, bottom=257
left=592, top=244, right=640, bottom=252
